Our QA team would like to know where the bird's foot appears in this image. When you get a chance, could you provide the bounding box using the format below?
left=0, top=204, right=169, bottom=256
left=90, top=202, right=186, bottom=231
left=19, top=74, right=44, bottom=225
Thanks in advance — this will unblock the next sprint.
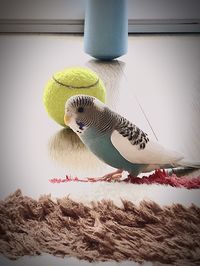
left=100, top=169, right=123, bottom=182
left=89, top=170, right=129, bottom=182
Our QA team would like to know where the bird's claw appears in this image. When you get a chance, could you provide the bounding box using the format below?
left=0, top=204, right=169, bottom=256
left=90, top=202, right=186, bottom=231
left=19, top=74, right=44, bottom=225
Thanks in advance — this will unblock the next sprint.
left=88, top=170, right=129, bottom=182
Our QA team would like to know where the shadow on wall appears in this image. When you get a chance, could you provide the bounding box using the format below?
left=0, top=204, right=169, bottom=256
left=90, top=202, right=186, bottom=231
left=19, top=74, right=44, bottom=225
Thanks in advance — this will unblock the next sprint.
left=86, top=59, right=126, bottom=109
left=48, top=128, right=112, bottom=178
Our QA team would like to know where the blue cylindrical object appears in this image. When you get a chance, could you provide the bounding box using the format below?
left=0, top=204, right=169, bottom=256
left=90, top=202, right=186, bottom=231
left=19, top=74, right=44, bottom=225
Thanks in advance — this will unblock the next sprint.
left=84, top=0, right=128, bottom=60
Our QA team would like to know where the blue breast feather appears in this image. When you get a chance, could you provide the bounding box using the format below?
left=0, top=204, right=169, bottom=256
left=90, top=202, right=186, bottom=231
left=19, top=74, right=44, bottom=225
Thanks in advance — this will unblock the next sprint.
left=80, top=127, right=146, bottom=176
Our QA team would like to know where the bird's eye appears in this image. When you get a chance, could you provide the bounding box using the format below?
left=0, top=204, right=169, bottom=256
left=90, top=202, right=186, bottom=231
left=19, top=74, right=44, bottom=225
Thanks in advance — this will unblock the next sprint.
left=77, top=107, right=84, bottom=113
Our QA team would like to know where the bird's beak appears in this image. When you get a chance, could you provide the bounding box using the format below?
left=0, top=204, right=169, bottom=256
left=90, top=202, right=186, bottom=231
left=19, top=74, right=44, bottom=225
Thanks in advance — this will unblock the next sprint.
left=64, top=114, right=71, bottom=125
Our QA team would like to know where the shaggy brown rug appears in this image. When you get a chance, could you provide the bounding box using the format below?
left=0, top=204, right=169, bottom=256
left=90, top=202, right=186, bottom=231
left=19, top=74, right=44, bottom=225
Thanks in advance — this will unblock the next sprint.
left=0, top=189, right=200, bottom=265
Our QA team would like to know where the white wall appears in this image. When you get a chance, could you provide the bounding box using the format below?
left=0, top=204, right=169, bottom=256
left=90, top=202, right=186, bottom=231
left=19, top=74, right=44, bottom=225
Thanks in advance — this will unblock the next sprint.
left=0, top=0, right=199, bottom=32
left=0, top=0, right=86, bottom=20
left=128, top=0, right=200, bottom=20
left=0, top=0, right=200, bottom=20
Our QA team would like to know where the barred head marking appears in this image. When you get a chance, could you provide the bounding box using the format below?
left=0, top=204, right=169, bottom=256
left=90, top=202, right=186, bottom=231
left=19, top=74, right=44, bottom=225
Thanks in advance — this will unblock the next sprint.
left=65, top=95, right=106, bottom=134
left=67, top=95, right=94, bottom=109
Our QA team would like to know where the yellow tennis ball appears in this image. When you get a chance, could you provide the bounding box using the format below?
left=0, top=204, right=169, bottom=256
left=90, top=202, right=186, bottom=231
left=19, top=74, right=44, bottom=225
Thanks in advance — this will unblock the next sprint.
left=43, top=67, right=106, bottom=127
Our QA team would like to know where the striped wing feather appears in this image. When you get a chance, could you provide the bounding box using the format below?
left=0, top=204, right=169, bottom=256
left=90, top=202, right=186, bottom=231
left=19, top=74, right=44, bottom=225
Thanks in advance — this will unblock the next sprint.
left=111, top=130, right=183, bottom=165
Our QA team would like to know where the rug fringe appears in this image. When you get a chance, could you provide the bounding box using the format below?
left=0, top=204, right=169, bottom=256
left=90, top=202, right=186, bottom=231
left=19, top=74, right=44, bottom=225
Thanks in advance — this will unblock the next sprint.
left=49, top=169, right=200, bottom=189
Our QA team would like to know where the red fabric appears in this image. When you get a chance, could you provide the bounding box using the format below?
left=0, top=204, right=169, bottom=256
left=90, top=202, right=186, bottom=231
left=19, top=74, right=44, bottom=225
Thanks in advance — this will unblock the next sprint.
left=49, top=170, right=200, bottom=189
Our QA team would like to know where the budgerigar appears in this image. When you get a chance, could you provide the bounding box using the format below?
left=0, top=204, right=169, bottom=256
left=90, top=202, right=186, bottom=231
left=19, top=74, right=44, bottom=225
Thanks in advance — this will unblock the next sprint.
left=64, top=95, right=200, bottom=180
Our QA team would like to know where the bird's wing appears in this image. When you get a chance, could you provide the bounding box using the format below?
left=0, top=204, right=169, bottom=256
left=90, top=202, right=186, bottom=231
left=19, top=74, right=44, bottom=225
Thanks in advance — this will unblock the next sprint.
left=111, top=129, right=183, bottom=165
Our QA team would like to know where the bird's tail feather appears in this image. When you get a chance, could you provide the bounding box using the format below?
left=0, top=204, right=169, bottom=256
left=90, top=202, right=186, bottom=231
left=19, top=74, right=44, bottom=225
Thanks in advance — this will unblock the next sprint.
left=143, top=160, right=200, bottom=176
left=166, top=167, right=199, bottom=177
left=177, top=159, right=200, bottom=169
left=167, top=159, right=200, bottom=176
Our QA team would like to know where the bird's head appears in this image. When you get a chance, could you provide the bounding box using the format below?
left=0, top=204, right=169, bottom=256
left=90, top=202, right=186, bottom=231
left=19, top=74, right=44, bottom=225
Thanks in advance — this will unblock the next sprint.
left=64, top=95, right=106, bottom=134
